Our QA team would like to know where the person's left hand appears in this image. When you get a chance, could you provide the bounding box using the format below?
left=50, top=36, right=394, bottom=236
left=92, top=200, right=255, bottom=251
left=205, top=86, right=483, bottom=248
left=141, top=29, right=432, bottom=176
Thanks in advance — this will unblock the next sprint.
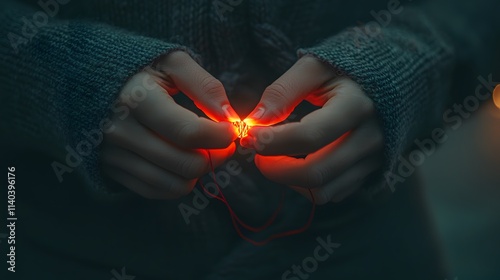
left=240, top=55, right=384, bottom=204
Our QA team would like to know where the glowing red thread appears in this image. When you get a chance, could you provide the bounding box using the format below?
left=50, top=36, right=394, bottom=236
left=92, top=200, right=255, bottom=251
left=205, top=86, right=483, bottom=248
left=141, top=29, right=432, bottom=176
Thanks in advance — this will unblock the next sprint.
left=198, top=150, right=316, bottom=246
left=232, top=121, right=250, bottom=138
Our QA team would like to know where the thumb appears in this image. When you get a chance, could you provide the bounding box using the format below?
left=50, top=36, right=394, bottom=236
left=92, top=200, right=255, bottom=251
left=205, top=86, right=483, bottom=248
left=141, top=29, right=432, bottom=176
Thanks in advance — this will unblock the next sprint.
left=245, top=56, right=335, bottom=126
left=159, top=51, right=240, bottom=122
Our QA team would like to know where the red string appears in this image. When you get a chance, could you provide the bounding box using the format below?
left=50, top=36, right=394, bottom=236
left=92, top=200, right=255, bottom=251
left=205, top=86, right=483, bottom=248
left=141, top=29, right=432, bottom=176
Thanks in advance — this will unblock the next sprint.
left=198, top=150, right=316, bottom=246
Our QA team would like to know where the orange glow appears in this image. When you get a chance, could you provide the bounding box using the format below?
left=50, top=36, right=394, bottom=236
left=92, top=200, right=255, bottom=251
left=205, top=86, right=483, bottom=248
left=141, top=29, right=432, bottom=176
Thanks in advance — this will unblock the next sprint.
left=241, top=117, right=274, bottom=128
left=227, top=116, right=241, bottom=123
left=493, top=85, right=500, bottom=109
left=233, top=121, right=250, bottom=138
left=241, top=118, right=257, bottom=127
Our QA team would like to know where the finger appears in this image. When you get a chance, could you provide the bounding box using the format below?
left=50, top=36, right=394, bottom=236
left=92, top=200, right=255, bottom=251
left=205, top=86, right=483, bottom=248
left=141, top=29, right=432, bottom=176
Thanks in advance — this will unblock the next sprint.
left=106, top=117, right=235, bottom=179
left=124, top=72, right=237, bottom=149
left=243, top=81, right=374, bottom=155
left=254, top=119, right=383, bottom=188
left=160, top=51, right=240, bottom=122
left=101, top=145, right=196, bottom=198
left=290, top=155, right=382, bottom=205
left=245, top=55, right=335, bottom=126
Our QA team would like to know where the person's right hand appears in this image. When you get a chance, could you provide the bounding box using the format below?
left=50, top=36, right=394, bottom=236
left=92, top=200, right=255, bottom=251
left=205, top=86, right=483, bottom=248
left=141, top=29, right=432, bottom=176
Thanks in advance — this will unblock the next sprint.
left=100, top=51, right=239, bottom=199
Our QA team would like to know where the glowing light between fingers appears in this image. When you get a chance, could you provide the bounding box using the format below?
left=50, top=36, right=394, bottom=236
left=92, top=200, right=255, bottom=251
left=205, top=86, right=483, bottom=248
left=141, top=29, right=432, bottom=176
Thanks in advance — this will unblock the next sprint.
left=493, top=85, right=500, bottom=109
left=233, top=121, right=250, bottom=138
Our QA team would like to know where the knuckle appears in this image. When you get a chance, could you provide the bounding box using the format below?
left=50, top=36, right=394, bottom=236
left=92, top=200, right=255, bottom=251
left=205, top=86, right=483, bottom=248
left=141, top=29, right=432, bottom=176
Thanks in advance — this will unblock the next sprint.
left=306, top=166, right=326, bottom=188
left=104, top=118, right=137, bottom=144
left=176, top=122, right=202, bottom=146
left=299, top=127, right=325, bottom=152
left=265, top=82, right=291, bottom=104
left=104, top=122, right=125, bottom=142
left=127, top=72, right=149, bottom=89
left=200, top=76, right=224, bottom=97
left=313, top=189, right=331, bottom=205
left=269, top=108, right=287, bottom=123
left=165, top=51, right=190, bottom=66
left=148, top=175, right=168, bottom=191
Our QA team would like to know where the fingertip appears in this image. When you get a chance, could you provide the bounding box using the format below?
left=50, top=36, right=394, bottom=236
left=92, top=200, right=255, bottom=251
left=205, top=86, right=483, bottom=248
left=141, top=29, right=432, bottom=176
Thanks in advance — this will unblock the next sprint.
left=245, top=126, right=273, bottom=154
left=207, top=142, right=235, bottom=157
left=247, top=106, right=265, bottom=121
left=239, top=136, right=255, bottom=149
left=219, top=121, right=238, bottom=142
left=222, top=104, right=241, bottom=122
left=245, top=106, right=285, bottom=126
left=204, top=103, right=240, bottom=123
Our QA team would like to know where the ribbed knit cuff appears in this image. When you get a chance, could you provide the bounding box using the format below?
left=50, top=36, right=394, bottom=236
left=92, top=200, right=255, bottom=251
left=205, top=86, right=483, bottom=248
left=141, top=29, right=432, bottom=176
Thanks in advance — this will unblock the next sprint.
left=0, top=11, right=193, bottom=195
left=297, top=8, right=454, bottom=194
left=60, top=23, right=192, bottom=195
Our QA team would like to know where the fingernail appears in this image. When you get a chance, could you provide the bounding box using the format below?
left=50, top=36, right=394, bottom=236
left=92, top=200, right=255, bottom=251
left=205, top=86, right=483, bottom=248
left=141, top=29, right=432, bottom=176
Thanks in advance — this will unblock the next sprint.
left=249, top=107, right=265, bottom=120
left=240, top=137, right=255, bottom=149
left=222, top=104, right=239, bottom=122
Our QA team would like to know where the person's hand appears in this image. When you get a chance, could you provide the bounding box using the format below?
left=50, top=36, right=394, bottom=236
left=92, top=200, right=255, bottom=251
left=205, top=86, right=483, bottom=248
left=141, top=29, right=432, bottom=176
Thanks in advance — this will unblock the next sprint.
left=241, top=55, right=384, bottom=204
left=101, top=51, right=239, bottom=199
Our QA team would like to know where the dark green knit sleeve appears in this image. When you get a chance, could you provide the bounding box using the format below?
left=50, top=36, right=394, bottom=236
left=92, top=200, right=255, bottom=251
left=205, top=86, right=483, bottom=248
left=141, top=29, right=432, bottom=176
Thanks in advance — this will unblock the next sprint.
left=298, top=2, right=497, bottom=194
left=0, top=1, right=188, bottom=194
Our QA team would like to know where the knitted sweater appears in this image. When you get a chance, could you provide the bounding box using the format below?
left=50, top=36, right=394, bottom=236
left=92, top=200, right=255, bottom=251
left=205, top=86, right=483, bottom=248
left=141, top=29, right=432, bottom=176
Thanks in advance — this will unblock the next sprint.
left=0, top=0, right=498, bottom=278
left=1, top=0, right=498, bottom=194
